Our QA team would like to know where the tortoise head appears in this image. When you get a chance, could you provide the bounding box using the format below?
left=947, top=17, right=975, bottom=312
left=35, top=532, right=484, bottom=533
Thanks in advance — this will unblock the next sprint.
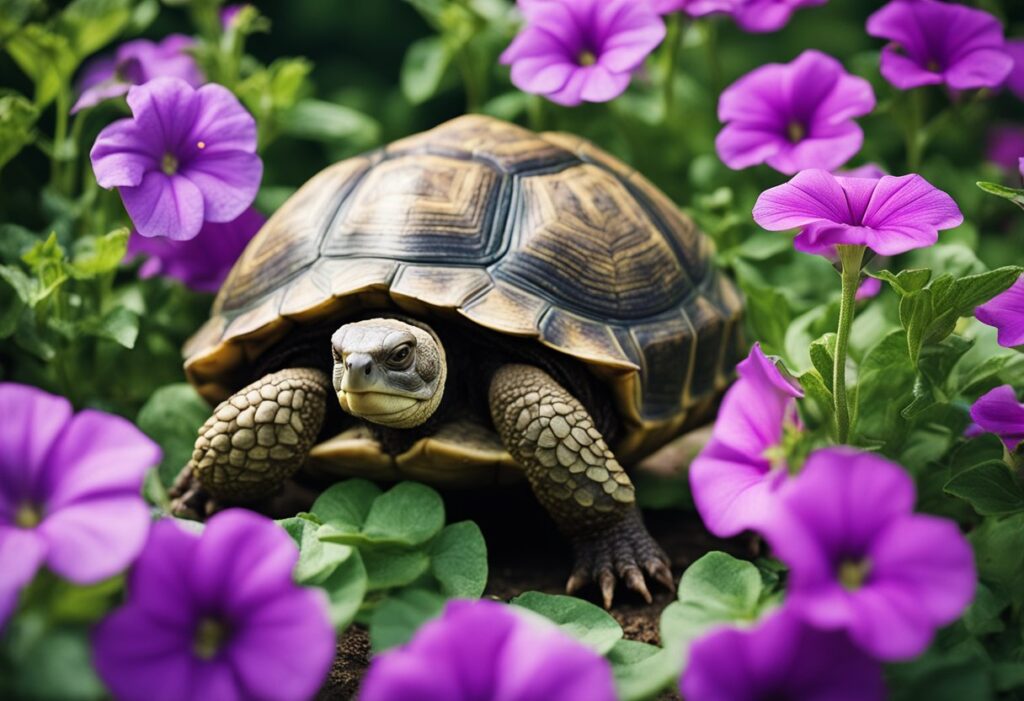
left=330, top=318, right=447, bottom=429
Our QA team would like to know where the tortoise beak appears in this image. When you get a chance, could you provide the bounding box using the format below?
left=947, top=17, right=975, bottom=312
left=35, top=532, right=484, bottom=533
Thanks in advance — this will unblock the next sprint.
left=340, top=353, right=376, bottom=393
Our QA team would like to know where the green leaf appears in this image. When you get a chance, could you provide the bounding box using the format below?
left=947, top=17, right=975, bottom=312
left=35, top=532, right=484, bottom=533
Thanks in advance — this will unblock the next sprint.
left=660, top=552, right=764, bottom=652
left=279, top=516, right=357, bottom=585
left=977, top=181, right=1024, bottom=210
left=361, top=482, right=445, bottom=547
left=85, top=306, right=139, bottom=348
left=369, top=587, right=446, bottom=652
left=0, top=0, right=40, bottom=39
left=135, top=383, right=211, bottom=487
left=6, top=24, right=77, bottom=106
left=401, top=36, right=452, bottom=104
left=608, top=640, right=680, bottom=701
left=318, top=550, right=368, bottom=630
left=809, top=333, right=836, bottom=392
left=511, top=591, right=623, bottom=654
left=0, top=620, right=106, bottom=700
left=55, top=0, right=133, bottom=60
left=311, top=478, right=382, bottom=534
left=970, top=513, right=1024, bottom=607
left=428, top=521, right=487, bottom=598
left=67, top=228, right=128, bottom=279
left=945, top=461, right=1024, bottom=517
left=0, top=93, right=37, bottom=172
left=278, top=99, right=380, bottom=145
left=362, top=547, right=431, bottom=591
left=854, top=329, right=915, bottom=444
left=739, top=281, right=791, bottom=356
left=963, top=583, right=1007, bottom=637
left=873, top=268, right=932, bottom=297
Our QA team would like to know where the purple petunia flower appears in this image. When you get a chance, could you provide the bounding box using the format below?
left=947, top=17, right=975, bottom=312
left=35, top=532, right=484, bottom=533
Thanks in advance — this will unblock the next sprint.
left=689, top=343, right=803, bottom=538
left=221, top=4, right=248, bottom=28
left=761, top=447, right=976, bottom=661
left=856, top=276, right=882, bottom=301
left=93, top=510, right=335, bottom=701
left=716, top=50, right=875, bottom=175
left=970, top=385, right=1024, bottom=451
left=987, top=126, right=1024, bottom=175
left=126, top=207, right=265, bottom=293
left=840, top=162, right=887, bottom=179
left=0, top=383, right=160, bottom=627
left=731, top=0, right=828, bottom=33
left=500, top=0, right=666, bottom=107
left=650, top=0, right=737, bottom=17
left=681, top=608, right=885, bottom=701
left=72, top=35, right=203, bottom=114
left=753, top=169, right=963, bottom=258
left=360, top=599, right=616, bottom=701
left=867, top=0, right=1013, bottom=91
left=976, top=275, right=1024, bottom=348
left=90, top=77, right=263, bottom=242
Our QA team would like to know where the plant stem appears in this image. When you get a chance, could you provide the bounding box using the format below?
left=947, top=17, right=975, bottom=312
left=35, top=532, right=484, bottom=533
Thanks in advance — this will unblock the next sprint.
left=833, top=245, right=865, bottom=444
left=50, top=88, right=70, bottom=194
left=703, top=19, right=722, bottom=96
left=904, top=88, right=926, bottom=171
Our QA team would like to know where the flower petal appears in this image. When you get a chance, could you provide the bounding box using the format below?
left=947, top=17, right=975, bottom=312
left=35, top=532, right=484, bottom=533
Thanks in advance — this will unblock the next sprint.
left=766, top=122, right=864, bottom=174
left=121, top=171, right=205, bottom=240
left=969, top=384, right=1024, bottom=450
left=0, top=526, right=46, bottom=627
left=38, top=494, right=150, bottom=583
left=90, top=117, right=159, bottom=189
left=861, top=174, right=963, bottom=232
left=945, top=48, right=1014, bottom=90
left=229, top=588, right=335, bottom=701
left=752, top=169, right=851, bottom=230
left=126, top=519, right=200, bottom=627
left=715, top=124, right=786, bottom=171
left=976, top=276, right=1024, bottom=348
left=41, top=409, right=160, bottom=508
left=181, top=150, right=263, bottom=223
left=184, top=83, right=258, bottom=157
left=0, top=383, right=72, bottom=512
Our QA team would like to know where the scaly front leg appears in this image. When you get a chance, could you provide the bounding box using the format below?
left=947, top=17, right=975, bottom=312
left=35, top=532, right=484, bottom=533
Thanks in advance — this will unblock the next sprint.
left=170, top=367, right=329, bottom=518
left=489, top=363, right=674, bottom=608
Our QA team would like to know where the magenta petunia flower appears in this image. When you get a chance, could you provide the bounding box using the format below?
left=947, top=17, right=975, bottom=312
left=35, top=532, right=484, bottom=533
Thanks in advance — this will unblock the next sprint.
left=761, top=447, right=976, bottom=661
left=987, top=126, right=1024, bottom=174
left=90, top=77, right=263, bottom=242
left=716, top=50, right=875, bottom=175
left=360, top=599, right=616, bottom=701
left=731, top=0, right=828, bottom=33
left=867, top=0, right=1012, bottom=91
left=93, top=510, right=335, bottom=701
left=753, top=169, right=963, bottom=257
left=681, top=608, right=885, bottom=701
left=969, top=385, right=1024, bottom=451
left=650, top=0, right=737, bottom=17
left=0, top=383, right=160, bottom=627
left=126, top=207, right=265, bottom=293
left=840, top=163, right=887, bottom=179
left=976, top=274, right=1024, bottom=348
left=72, top=35, right=203, bottom=114
left=1003, top=40, right=1024, bottom=99
left=500, top=0, right=666, bottom=107
left=689, top=344, right=803, bottom=538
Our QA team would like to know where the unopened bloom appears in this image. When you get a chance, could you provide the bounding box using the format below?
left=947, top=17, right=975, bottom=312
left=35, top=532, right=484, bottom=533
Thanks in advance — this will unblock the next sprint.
left=761, top=448, right=976, bottom=660
left=732, top=0, right=828, bottom=33
left=970, top=386, right=1024, bottom=451
left=73, top=35, right=203, bottom=114
left=753, top=169, right=963, bottom=257
left=690, top=344, right=803, bottom=538
left=987, top=126, right=1024, bottom=174
left=91, top=77, right=263, bottom=241
left=500, top=0, right=666, bottom=106
left=126, top=207, right=265, bottom=293
left=93, top=510, right=335, bottom=701
left=856, top=277, right=882, bottom=301
left=976, top=274, right=1024, bottom=348
left=681, top=608, right=885, bottom=701
left=867, top=0, right=1012, bottom=91
left=0, top=383, right=159, bottom=626
left=360, top=599, right=616, bottom=701
left=716, top=50, right=875, bottom=175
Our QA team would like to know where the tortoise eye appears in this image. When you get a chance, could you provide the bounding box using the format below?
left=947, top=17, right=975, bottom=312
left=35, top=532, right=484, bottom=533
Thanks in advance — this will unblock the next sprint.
left=388, top=344, right=413, bottom=368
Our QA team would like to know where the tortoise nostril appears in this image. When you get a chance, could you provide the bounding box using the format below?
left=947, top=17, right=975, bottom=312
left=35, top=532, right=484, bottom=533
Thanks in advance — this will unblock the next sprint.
left=364, top=362, right=372, bottom=376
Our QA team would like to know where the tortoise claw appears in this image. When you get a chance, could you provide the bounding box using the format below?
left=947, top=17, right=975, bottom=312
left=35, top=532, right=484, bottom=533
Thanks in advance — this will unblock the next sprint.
left=623, top=566, right=652, bottom=604
left=168, top=463, right=221, bottom=520
left=599, top=571, right=616, bottom=610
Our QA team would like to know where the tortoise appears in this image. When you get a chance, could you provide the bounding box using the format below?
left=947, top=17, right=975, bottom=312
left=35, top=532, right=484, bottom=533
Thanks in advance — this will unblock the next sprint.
left=170, top=114, right=745, bottom=606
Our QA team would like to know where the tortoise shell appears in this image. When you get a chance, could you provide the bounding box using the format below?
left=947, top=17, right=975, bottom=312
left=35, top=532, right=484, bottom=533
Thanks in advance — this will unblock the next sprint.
left=184, top=115, right=744, bottom=464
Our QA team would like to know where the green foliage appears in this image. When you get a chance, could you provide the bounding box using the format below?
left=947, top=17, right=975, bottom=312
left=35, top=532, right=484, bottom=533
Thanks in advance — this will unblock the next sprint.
left=0, top=93, right=37, bottom=172
left=511, top=592, right=623, bottom=654
left=289, top=479, right=488, bottom=640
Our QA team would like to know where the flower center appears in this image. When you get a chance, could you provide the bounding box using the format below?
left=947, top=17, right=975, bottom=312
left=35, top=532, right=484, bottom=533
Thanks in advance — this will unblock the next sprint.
left=926, top=58, right=941, bottom=73
left=577, top=50, right=597, bottom=67
left=14, top=502, right=41, bottom=528
left=161, top=152, right=179, bottom=175
left=838, top=558, right=872, bottom=591
left=786, top=121, right=806, bottom=143
left=193, top=618, right=229, bottom=660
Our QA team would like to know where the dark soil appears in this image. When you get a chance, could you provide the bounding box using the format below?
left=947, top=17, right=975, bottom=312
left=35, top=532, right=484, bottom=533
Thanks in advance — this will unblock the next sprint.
left=312, top=478, right=740, bottom=701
